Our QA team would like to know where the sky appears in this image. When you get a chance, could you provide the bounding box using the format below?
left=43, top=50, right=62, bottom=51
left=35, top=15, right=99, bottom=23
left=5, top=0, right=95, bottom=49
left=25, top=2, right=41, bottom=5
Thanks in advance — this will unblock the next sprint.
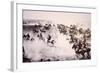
left=23, top=10, right=91, bottom=28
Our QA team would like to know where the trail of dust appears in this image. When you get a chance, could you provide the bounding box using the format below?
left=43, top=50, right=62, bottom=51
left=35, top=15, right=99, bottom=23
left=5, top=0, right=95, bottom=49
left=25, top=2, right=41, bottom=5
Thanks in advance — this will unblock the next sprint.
left=23, top=26, right=76, bottom=61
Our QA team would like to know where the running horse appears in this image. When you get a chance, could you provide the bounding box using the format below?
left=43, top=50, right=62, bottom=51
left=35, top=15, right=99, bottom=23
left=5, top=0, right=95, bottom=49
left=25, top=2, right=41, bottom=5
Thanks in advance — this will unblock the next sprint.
left=23, top=33, right=30, bottom=40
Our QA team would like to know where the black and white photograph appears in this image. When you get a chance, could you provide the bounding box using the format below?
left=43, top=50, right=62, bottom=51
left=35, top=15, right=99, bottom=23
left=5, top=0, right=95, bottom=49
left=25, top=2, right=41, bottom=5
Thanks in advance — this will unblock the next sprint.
left=22, top=10, right=91, bottom=63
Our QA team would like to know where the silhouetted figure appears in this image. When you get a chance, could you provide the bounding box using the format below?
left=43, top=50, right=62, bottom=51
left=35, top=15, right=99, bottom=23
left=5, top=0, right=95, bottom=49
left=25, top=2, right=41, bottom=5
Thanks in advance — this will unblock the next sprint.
left=44, top=24, right=51, bottom=30
left=47, top=35, right=51, bottom=43
left=72, top=43, right=77, bottom=51
left=39, top=33, right=43, bottom=39
left=32, top=25, right=41, bottom=33
left=78, top=40, right=82, bottom=50
left=30, top=38, right=34, bottom=41
left=86, top=48, right=91, bottom=59
left=37, top=33, right=44, bottom=41
left=51, top=40, right=55, bottom=45
left=23, top=33, right=30, bottom=40
left=72, top=39, right=78, bottom=53
left=33, top=29, right=39, bottom=33
left=26, top=33, right=30, bottom=40
left=47, top=59, right=51, bottom=61
left=70, top=35, right=74, bottom=43
left=37, top=34, right=40, bottom=38
left=83, top=47, right=91, bottom=59
left=82, top=40, right=91, bottom=59
left=40, top=59, right=44, bottom=62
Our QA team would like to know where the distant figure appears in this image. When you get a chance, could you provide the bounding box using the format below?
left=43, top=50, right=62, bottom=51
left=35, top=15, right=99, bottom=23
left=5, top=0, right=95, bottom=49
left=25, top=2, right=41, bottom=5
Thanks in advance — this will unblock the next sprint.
left=72, top=43, right=77, bottom=51
left=23, top=34, right=26, bottom=39
left=40, top=58, right=44, bottom=62
left=26, top=33, right=30, bottom=40
left=86, top=48, right=91, bottom=59
left=30, top=38, right=34, bottom=41
left=72, top=39, right=78, bottom=51
left=83, top=43, right=91, bottom=59
left=33, top=29, right=39, bottom=33
left=38, top=33, right=44, bottom=41
left=44, top=24, right=51, bottom=30
left=51, top=40, right=55, bottom=45
left=78, top=40, right=82, bottom=50
left=32, top=26, right=39, bottom=33
left=47, top=35, right=51, bottom=43
left=47, top=59, right=51, bottom=61
left=23, top=33, right=30, bottom=40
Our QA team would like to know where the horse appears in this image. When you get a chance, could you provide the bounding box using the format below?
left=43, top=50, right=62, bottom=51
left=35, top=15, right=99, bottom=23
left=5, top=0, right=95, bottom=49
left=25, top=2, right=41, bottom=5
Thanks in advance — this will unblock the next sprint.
left=23, top=33, right=30, bottom=40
